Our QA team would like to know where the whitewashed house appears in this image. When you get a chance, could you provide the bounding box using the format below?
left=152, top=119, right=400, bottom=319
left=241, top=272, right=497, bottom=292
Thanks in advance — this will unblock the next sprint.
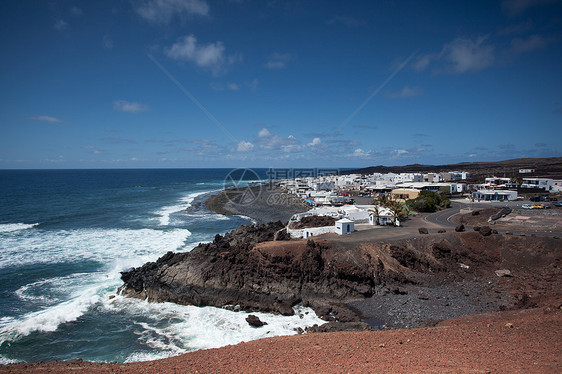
left=368, top=206, right=395, bottom=226
left=335, top=218, right=354, bottom=235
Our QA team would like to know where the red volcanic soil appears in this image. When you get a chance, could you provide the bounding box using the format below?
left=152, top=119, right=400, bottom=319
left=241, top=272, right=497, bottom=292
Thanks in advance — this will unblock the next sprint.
left=2, top=307, right=560, bottom=373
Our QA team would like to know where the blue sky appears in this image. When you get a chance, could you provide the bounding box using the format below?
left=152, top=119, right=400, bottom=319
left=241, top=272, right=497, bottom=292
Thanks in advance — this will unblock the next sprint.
left=1, top=0, right=561, bottom=169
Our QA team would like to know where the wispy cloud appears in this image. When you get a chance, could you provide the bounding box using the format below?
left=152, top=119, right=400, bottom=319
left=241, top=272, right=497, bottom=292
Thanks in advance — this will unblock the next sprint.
left=347, top=148, right=372, bottom=158
left=498, top=20, right=533, bottom=35
left=165, top=35, right=238, bottom=74
left=307, top=137, right=322, bottom=147
left=264, top=52, right=293, bottom=69
left=103, top=35, right=114, bottom=50
left=386, top=86, right=423, bottom=99
left=210, top=82, right=240, bottom=91
left=255, top=128, right=303, bottom=153
left=501, top=0, right=559, bottom=17
left=236, top=140, right=254, bottom=152
left=70, top=6, right=83, bottom=16
left=134, top=0, right=209, bottom=23
left=54, top=19, right=68, bottom=31
left=113, top=100, right=149, bottom=113
left=27, top=115, right=63, bottom=123
left=247, top=78, right=259, bottom=91
left=510, top=34, right=547, bottom=54
left=414, top=36, right=494, bottom=74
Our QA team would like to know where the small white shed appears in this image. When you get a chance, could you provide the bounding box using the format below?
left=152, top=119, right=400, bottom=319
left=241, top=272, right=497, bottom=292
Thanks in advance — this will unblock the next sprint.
left=335, top=218, right=354, bottom=235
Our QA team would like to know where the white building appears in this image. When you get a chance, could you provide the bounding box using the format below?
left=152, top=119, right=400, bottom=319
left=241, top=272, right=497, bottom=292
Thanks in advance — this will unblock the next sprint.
left=520, top=178, right=553, bottom=191
left=368, top=206, right=395, bottom=226
left=472, top=189, right=518, bottom=201
left=335, top=218, right=354, bottom=235
left=551, top=180, right=562, bottom=192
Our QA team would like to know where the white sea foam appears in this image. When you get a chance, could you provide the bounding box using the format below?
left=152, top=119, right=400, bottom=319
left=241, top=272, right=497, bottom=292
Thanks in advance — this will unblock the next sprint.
left=104, top=297, right=325, bottom=362
left=14, top=273, right=88, bottom=304
left=0, top=281, right=103, bottom=345
left=0, top=223, right=38, bottom=233
left=0, top=228, right=191, bottom=269
left=0, top=355, right=22, bottom=365
left=0, top=226, right=194, bottom=344
left=157, top=191, right=211, bottom=226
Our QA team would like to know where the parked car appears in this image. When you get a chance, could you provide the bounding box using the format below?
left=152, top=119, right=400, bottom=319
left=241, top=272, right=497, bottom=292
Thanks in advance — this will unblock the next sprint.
left=530, top=196, right=541, bottom=202
left=551, top=201, right=562, bottom=207
left=532, top=204, right=545, bottom=209
left=521, top=204, right=534, bottom=209
left=550, top=197, right=558, bottom=201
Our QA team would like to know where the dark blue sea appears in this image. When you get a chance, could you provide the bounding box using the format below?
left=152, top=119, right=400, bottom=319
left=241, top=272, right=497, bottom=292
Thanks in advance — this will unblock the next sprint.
left=0, top=169, right=322, bottom=363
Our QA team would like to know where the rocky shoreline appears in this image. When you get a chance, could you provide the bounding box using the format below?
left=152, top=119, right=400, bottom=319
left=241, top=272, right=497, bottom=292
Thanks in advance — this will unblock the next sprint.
left=119, top=214, right=561, bottom=332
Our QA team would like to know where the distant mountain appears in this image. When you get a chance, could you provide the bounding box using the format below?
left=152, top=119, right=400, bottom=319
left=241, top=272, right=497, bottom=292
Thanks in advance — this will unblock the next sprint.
left=343, top=157, right=562, bottom=180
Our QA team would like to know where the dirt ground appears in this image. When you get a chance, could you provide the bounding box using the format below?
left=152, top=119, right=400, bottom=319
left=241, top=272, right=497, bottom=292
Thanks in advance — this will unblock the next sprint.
left=2, top=307, right=560, bottom=373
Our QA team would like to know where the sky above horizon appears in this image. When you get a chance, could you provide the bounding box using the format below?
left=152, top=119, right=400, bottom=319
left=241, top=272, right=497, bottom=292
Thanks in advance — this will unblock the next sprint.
left=1, top=0, right=561, bottom=169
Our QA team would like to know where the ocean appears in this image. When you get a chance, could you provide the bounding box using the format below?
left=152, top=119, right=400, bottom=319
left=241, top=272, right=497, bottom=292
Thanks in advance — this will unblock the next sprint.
left=0, top=169, right=323, bottom=364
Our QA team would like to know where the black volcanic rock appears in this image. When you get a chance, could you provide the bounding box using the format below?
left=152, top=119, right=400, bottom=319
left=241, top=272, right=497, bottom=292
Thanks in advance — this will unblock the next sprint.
left=119, top=222, right=377, bottom=319
left=479, top=226, right=492, bottom=236
left=246, top=315, right=267, bottom=327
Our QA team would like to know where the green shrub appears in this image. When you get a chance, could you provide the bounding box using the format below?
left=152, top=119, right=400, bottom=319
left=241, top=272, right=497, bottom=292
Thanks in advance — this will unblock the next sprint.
left=406, top=191, right=450, bottom=213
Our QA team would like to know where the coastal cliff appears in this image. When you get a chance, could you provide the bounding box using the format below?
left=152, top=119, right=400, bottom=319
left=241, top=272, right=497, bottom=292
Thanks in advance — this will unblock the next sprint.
left=119, top=222, right=561, bottom=327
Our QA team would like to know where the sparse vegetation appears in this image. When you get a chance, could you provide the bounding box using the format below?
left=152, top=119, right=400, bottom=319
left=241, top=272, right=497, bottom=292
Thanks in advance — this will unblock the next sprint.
left=406, top=191, right=451, bottom=213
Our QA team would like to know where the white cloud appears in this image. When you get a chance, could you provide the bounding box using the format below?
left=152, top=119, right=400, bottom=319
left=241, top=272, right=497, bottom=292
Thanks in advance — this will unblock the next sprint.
left=247, top=78, right=259, bottom=91
left=135, top=0, right=209, bottom=23
left=510, top=34, right=547, bottom=54
left=348, top=148, right=372, bottom=158
left=415, top=36, right=494, bottom=74
left=255, top=128, right=303, bottom=153
left=113, top=100, right=149, bottom=113
left=166, top=35, right=235, bottom=74
left=54, top=19, right=68, bottom=31
left=442, top=36, right=494, bottom=73
left=386, top=86, right=423, bottom=99
left=27, top=115, right=63, bottom=123
left=258, top=128, right=272, bottom=138
left=210, top=82, right=240, bottom=91
left=392, top=149, right=409, bottom=156
left=308, top=137, right=321, bottom=147
left=265, top=53, right=293, bottom=69
left=237, top=141, right=254, bottom=152
left=70, top=6, right=83, bottom=16
left=412, top=54, right=433, bottom=72
left=103, top=35, right=114, bottom=50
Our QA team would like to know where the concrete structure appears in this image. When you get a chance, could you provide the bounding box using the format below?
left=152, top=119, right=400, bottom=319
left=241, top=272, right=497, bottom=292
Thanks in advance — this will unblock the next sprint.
left=335, top=218, right=354, bottom=235
left=520, top=178, right=553, bottom=191
left=472, top=189, right=518, bottom=201
left=390, top=188, right=420, bottom=201
left=288, top=226, right=336, bottom=239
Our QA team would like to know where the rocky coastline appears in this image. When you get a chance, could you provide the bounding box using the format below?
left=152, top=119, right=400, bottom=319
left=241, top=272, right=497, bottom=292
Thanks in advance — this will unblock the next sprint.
left=119, top=209, right=561, bottom=331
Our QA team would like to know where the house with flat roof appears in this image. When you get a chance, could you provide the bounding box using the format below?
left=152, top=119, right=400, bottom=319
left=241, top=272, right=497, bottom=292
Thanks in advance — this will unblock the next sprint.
left=472, top=189, right=518, bottom=201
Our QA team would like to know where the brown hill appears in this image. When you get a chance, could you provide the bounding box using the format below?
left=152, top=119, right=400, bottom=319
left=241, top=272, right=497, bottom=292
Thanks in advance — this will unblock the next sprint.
left=344, top=157, right=562, bottom=179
